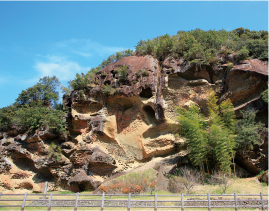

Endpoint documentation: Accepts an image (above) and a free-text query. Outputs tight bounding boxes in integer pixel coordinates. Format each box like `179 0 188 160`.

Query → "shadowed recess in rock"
139 88 153 98
143 105 156 124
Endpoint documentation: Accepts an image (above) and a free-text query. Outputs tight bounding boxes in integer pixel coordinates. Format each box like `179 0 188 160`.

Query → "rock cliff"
0 55 268 192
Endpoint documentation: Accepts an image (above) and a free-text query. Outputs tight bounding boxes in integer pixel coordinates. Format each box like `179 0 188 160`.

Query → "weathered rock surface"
0 55 268 192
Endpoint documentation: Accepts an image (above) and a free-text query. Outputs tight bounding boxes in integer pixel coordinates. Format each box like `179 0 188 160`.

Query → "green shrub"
13 101 67 135
132 80 138 84
69 70 95 91
142 70 149 76
256 170 265 177
135 28 268 63
48 142 62 162
261 89 268 105
136 70 142 77
235 46 249 60
227 62 234 70
78 90 85 100
102 85 116 96
116 65 128 78
0 105 16 129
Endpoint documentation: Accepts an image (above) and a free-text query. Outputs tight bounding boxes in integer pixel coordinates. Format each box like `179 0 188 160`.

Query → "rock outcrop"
0 55 268 192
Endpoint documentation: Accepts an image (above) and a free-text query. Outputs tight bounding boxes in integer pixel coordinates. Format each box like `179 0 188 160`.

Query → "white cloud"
34 55 91 81
55 39 127 57
73 51 92 58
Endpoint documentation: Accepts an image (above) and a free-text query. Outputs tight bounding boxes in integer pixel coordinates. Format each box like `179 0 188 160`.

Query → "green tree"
261 89 268 106
0 105 16 129
235 111 265 151
176 104 208 171
15 76 60 107
177 89 236 173
13 101 67 134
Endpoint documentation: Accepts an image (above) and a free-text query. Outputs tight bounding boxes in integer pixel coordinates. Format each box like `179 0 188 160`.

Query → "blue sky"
0 1 268 108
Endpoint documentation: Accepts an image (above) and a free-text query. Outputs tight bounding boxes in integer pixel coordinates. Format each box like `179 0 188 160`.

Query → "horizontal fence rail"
0 192 268 210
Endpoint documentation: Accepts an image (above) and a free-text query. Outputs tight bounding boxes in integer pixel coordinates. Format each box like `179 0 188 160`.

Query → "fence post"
154 193 157 211
0 192 2 199
48 192 53 211
207 193 211 211
234 193 238 211
74 192 79 211
101 192 105 211
260 192 264 211
127 193 131 211
43 181 48 198
21 192 27 211
181 193 184 211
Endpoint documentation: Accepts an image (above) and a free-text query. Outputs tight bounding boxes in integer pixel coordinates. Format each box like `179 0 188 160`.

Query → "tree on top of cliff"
135 28 268 63
15 76 60 108
0 76 68 135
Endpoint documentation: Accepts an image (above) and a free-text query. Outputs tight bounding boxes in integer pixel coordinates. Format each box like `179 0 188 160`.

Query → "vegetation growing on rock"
0 28 267 194
135 28 268 63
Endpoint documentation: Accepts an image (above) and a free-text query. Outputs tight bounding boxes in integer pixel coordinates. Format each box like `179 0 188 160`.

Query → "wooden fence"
0 192 268 211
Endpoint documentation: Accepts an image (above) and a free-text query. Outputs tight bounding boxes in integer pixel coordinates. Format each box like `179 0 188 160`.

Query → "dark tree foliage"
13 101 67 134
261 89 268 106
235 111 265 152
0 105 16 129
0 76 67 135
135 28 268 63
15 76 60 107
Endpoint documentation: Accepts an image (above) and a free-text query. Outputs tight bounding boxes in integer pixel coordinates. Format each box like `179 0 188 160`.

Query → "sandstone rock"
0 157 13 173
11 171 31 179
1 54 268 190
15 181 33 190
68 170 100 191
88 146 117 176
258 170 268 184
187 79 209 86
183 100 199 110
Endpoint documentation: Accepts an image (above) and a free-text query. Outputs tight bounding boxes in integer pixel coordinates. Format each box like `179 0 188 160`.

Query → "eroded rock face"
1 55 268 192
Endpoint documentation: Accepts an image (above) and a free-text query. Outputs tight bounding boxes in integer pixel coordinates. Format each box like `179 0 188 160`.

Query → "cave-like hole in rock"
104 80 111 85
143 105 156 123
111 70 117 78
139 88 153 98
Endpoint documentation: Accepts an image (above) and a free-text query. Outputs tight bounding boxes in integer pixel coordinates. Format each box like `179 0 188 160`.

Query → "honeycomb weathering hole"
139 88 153 98
143 105 156 123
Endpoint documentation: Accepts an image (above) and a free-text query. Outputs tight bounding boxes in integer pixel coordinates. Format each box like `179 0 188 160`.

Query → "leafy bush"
48 142 62 162
135 28 268 63
0 105 16 129
235 46 249 60
142 70 149 76
68 71 95 91
102 85 116 96
13 101 67 134
136 70 142 77
78 90 85 100
235 111 265 151
116 65 128 78
261 89 268 105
